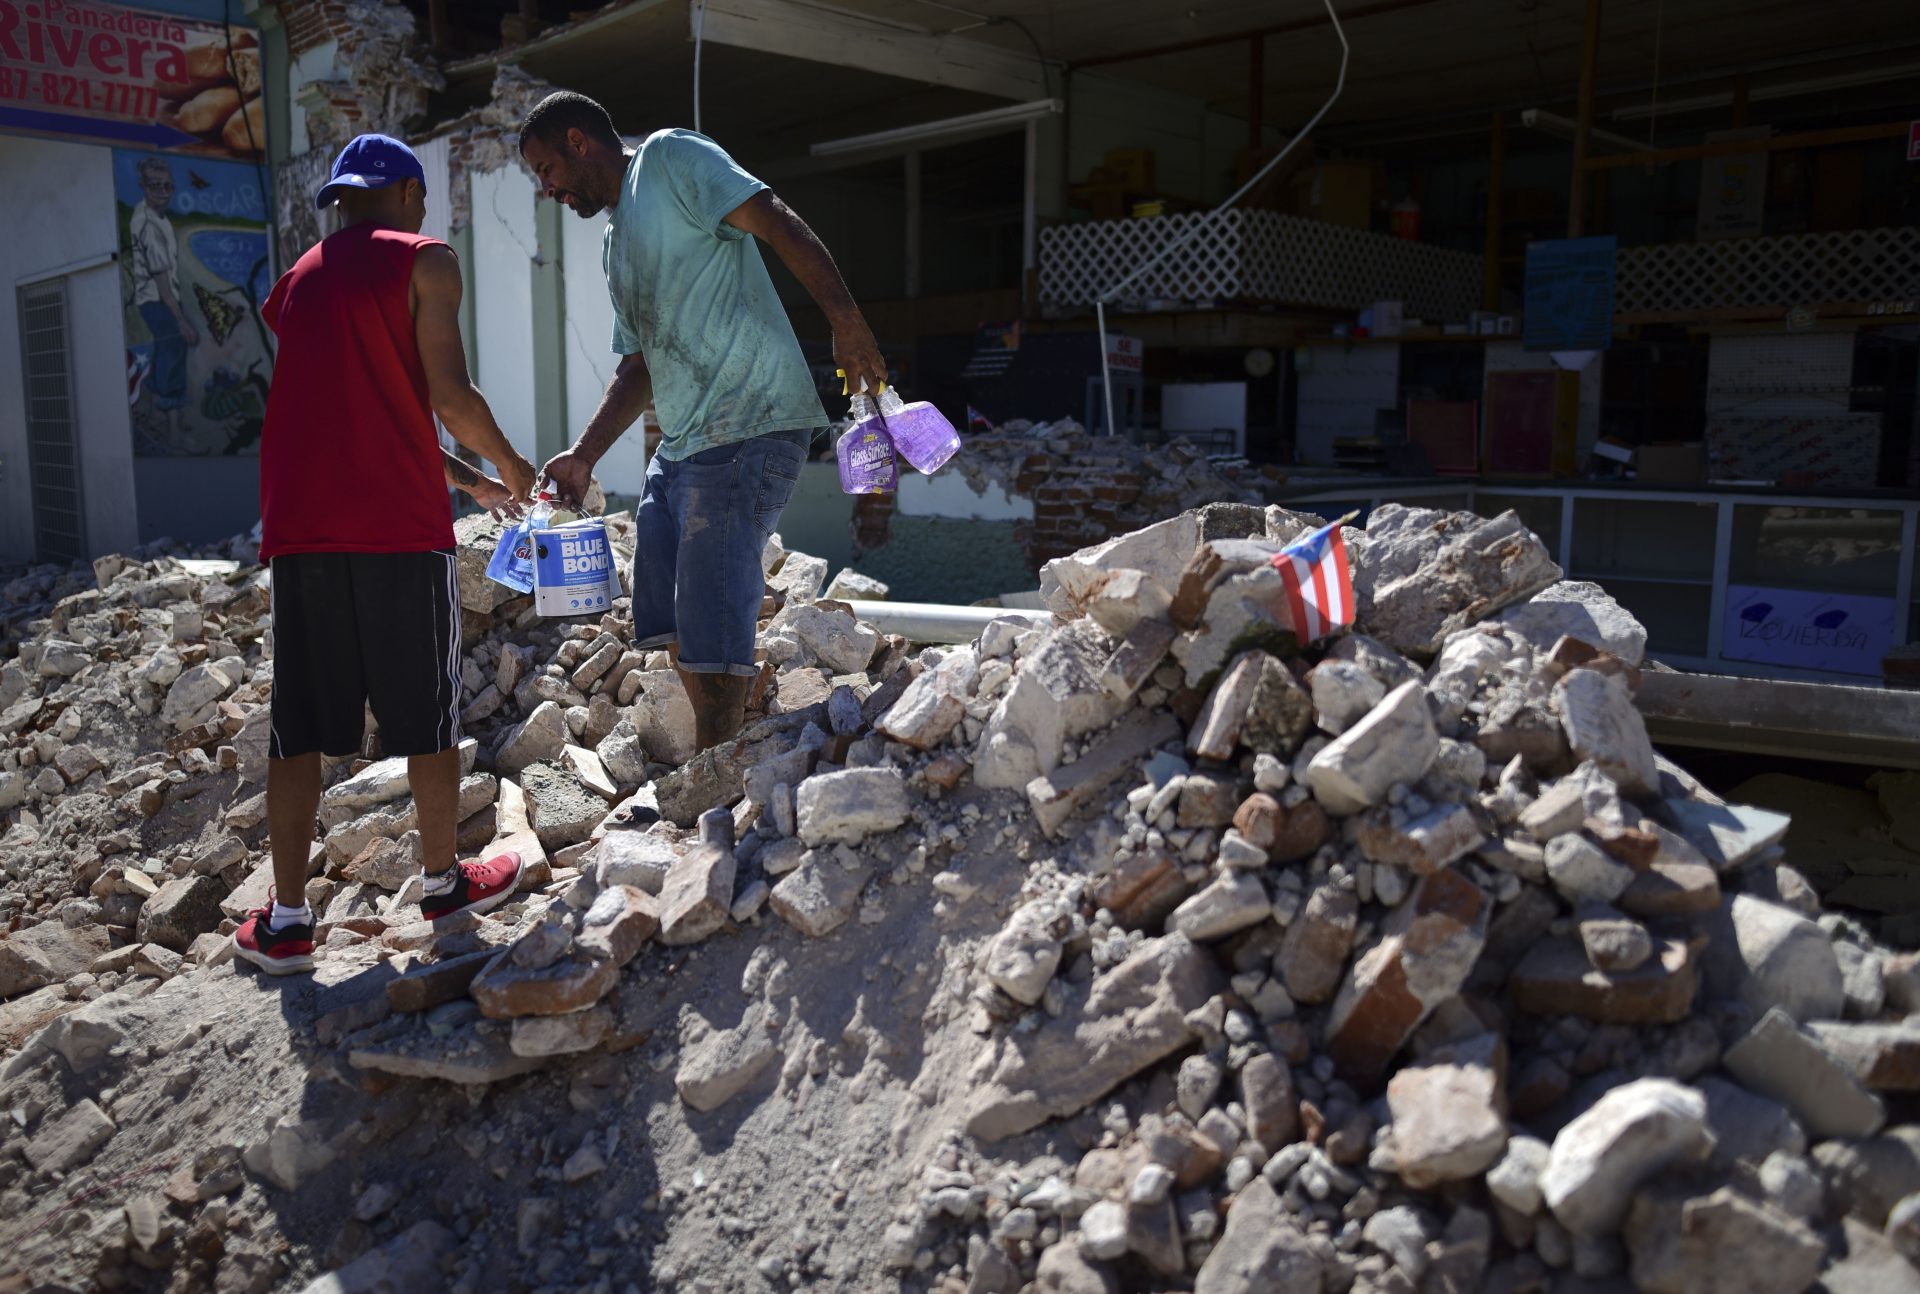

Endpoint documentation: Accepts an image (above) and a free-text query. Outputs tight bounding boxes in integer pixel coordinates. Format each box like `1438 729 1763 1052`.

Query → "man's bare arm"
442 449 482 491
413 245 537 501
444 449 521 517
724 192 887 397
542 351 652 508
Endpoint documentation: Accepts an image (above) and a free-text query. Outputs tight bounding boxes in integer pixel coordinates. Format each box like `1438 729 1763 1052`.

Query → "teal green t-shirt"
602 129 827 460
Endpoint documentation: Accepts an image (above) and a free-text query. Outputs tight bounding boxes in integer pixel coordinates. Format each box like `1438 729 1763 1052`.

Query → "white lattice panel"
1617 226 1920 316
1041 210 1484 322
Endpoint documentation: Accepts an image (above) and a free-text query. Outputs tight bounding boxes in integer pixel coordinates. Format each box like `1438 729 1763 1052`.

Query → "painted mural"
114 147 272 457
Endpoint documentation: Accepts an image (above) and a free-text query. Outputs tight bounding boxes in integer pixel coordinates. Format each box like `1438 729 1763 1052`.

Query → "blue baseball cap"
315 134 426 210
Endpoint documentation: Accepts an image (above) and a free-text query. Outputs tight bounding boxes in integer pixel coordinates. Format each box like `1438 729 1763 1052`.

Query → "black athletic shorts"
268 550 462 760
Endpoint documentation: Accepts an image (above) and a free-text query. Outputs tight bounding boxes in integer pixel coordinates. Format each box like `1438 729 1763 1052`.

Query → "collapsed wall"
1 502 1918 1293
858 418 1279 576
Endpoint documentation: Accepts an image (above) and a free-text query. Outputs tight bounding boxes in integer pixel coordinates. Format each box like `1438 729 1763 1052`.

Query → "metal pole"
1568 0 1602 237
1097 299 1116 436
1022 117 1039 310
1483 111 1506 311
1248 35 1265 152
904 150 921 299
843 599 1053 644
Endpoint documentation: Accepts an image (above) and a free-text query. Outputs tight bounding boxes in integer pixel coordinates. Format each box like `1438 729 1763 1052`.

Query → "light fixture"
1520 108 1653 154
811 98 1060 158
1610 62 1920 120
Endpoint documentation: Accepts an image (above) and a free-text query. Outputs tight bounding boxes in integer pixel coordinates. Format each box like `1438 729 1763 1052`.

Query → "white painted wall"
0 137 139 562
470 166 539 466
285 39 339 154
895 472 1031 521
1294 343 1401 466
559 206 652 496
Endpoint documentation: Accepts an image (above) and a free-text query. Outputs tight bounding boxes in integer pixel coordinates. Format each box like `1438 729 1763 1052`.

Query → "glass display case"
1569 498 1718 657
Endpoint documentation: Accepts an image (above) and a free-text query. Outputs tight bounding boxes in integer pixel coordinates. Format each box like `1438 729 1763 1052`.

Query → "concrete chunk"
1496 580 1648 666
796 767 910 846
656 845 735 947
1510 935 1698 1024
1187 650 1263 760
1303 681 1439 816
965 934 1224 1140
1028 711 1183 837
1724 1008 1887 1139
1555 670 1659 796
1702 894 1845 1024
1167 872 1270 943
0 922 110 999
25 1098 117 1173
1388 1037 1509 1189
1542 1078 1711 1237
1326 868 1488 1085
769 853 871 938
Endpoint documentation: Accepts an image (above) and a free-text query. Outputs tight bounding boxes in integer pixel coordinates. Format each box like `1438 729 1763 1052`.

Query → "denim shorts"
630 427 814 677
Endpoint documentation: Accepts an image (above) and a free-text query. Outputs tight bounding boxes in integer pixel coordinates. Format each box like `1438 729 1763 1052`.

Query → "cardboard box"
1635 442 1705 485
1104 148 1155 191
1289 161 1376 229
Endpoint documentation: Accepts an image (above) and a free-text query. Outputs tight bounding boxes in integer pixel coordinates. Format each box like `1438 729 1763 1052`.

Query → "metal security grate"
17 281 86 564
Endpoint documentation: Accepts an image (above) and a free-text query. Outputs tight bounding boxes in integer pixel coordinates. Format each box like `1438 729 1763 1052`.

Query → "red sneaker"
419 851 525 922
232 889 315 976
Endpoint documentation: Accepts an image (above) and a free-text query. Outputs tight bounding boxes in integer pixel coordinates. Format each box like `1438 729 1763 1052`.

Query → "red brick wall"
1018 461 1147 569
279 0 354 56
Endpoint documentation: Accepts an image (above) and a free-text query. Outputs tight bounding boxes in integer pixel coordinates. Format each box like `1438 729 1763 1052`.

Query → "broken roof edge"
441 0 673 81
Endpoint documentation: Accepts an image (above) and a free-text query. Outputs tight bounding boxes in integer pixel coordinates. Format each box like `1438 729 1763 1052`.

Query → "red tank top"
258 225 452 560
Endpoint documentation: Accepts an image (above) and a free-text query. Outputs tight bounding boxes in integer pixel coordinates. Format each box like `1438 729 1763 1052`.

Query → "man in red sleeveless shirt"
233 135 538 975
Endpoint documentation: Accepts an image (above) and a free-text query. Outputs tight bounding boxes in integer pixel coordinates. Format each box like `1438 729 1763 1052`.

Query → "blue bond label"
533 522 615 616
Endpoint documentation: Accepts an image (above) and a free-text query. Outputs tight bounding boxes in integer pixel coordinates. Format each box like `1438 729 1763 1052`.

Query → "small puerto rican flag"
1270 515 1356 643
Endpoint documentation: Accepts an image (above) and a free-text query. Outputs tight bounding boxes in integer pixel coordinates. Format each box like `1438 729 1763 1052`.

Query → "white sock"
422 869 456 895
269 902 311 931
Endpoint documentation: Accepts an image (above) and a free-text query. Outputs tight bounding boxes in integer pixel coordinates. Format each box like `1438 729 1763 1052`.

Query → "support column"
1483 112 1506 311
531 199 568 464
429 0 449 51
904 150 921 299
1023 117 1039 313
1248 35 1265 152
1567 0 1602 238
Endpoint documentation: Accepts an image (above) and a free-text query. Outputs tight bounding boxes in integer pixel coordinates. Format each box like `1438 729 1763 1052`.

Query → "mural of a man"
130 157 199 442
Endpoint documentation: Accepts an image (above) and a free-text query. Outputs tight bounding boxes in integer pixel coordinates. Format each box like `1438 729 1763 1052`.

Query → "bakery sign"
0 1 263 159
1722 584 1897 677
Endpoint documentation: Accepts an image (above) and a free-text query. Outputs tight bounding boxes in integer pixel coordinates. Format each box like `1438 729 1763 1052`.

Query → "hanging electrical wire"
1647 0 1665 148
693 0 708 133
1096 0 1351 435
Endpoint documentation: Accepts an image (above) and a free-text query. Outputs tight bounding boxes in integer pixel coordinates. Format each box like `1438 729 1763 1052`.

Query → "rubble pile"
941 419 1278 568
2 498 1919 1293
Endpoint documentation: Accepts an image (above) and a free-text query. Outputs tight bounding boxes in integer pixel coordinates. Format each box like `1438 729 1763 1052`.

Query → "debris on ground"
2 499 1917 1293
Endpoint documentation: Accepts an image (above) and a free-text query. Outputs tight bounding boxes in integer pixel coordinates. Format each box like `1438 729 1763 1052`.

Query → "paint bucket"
531 517 616 617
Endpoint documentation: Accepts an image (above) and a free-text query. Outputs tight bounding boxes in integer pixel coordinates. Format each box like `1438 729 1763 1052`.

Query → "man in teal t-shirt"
519 91 887 756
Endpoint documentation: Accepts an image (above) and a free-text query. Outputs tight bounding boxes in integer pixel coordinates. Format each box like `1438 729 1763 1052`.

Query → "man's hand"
498 452 538 505
176 313 200 348
466 476 524 521
541 446 596 510
833 314 888 400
